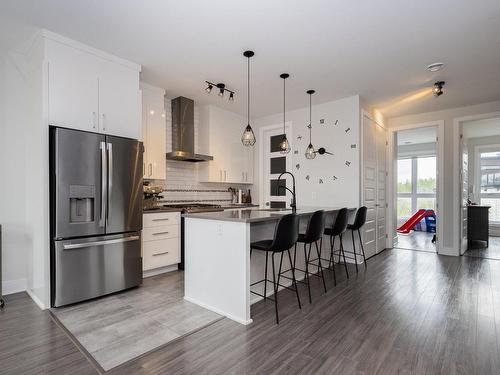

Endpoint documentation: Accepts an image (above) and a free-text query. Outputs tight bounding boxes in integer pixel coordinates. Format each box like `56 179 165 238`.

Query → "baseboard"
439 246 459 257
143 264 179 278
26 288 47 310
183 296 253 325
2 278 27 295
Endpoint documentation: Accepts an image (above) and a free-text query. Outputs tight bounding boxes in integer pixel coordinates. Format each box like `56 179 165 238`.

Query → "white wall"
0 52 29 295
252 95 361 208
388 100 500 255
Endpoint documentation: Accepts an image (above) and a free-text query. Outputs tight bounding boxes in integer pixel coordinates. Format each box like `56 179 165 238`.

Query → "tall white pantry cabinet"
21 30 142 308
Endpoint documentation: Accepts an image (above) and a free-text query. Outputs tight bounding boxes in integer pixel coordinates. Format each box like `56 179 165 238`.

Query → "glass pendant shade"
279 135 291 154
305 143 316 159
241 124 256 146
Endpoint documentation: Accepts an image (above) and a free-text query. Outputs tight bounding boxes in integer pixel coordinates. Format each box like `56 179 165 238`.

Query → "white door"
98 59 140 139
261 125 292 209
362 115 387 258
376 123 387 252
460 135 469 253
47 41 99 131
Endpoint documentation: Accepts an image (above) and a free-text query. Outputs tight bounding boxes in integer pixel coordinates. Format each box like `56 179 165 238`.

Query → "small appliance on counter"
50 127 143 307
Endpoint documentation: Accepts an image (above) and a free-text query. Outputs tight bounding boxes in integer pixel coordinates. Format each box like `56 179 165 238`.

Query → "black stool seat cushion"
323 227 335 236
347 224 355 230
251 240 274 251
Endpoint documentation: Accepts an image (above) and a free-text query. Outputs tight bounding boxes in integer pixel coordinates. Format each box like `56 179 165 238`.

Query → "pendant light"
241 50 256 146
305 90 316 159
279 73 291 154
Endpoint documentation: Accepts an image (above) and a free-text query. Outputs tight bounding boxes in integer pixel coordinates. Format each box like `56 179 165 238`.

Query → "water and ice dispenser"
69 185 95 223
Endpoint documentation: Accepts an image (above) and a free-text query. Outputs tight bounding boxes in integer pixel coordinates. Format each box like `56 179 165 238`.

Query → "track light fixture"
433 81 445 97
205 81 235 101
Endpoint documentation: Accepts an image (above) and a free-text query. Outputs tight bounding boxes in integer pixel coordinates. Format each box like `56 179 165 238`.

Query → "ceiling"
463 117 500 139
1 0 499 119
397 127 437 146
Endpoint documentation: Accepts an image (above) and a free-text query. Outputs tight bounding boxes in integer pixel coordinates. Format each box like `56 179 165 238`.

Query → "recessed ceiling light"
427 62 445 72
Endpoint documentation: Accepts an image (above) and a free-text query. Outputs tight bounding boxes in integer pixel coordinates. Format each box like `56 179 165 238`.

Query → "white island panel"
184 217 252 325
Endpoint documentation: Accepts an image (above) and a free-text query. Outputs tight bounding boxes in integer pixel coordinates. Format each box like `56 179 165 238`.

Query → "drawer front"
143 238 180 270
143 212 180 228
143 225 179 241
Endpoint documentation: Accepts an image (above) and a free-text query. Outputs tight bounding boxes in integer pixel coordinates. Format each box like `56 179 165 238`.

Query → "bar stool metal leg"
358 229 367 268
340 234 349 278
264 252 268 300
271 253 279 324
304 243 312 303
314 241 327 293
328 235 337 285
287 249 301 309
351 229 359 273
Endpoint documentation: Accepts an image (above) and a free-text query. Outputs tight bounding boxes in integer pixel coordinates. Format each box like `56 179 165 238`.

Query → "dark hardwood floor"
2 248 500 374
465 236 500 260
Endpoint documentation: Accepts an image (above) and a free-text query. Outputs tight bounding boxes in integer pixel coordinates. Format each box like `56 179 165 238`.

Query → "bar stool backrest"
303 210 325 243
331 208 349 236
351 206 367 230
271 213 299 252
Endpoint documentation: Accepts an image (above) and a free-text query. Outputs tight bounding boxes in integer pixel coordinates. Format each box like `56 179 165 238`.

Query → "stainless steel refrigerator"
50 127 143 307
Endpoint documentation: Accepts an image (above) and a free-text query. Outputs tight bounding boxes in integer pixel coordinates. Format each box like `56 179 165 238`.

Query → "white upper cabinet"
141 83 166 180
45 33 141 139
199 105 253 184
47 40 99 132
98 59 140 139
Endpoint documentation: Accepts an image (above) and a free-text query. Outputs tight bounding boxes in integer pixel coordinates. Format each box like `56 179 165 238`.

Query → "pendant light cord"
309 94 312 143
247 56 250 125
283 77 286 134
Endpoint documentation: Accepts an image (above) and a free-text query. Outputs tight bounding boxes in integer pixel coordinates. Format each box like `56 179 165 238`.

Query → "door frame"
453 111 500 255
258 122 293 208
387 120 444 254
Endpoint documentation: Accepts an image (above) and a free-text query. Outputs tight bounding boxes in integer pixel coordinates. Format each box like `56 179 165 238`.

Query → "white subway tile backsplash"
148 98 250 204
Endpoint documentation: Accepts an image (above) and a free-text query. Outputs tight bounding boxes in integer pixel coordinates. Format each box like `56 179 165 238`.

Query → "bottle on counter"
247 189 252 204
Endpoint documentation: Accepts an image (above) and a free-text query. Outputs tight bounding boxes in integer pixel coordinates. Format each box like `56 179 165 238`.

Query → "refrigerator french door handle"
100 141 107 227
63 235 140 250
107 142 113 221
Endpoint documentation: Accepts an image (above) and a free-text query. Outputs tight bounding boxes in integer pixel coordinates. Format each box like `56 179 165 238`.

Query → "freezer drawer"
52 232 142 307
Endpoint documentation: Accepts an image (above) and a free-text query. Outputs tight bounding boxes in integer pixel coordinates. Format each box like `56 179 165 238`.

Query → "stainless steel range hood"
166 96 213 162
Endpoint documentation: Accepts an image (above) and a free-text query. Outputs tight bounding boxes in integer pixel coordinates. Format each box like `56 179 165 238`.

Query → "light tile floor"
51 271 222 371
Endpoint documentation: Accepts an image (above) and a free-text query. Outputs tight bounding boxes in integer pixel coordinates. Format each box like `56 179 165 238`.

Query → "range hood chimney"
166 96 213 162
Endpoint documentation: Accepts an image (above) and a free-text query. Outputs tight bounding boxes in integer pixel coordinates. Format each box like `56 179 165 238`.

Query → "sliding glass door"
477 148 500 223
397 156 436 224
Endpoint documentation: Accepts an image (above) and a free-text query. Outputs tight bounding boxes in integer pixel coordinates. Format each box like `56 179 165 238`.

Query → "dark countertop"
183 207 355 223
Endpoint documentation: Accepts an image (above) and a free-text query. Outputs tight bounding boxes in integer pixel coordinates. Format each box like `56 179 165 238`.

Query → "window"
397 156 437 223
477 149 500 223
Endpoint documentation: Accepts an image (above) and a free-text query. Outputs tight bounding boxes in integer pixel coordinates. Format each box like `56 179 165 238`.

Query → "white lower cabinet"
142 212 180 272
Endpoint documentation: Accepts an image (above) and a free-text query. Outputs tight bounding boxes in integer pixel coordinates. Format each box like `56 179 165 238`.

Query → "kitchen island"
183 207 354 324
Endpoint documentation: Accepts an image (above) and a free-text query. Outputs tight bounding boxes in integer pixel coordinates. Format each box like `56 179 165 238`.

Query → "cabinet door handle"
242 172 244 181
101 113 106 131
148 163 153 177
152 218 169 222
92 112 97 129
220 169 222 181
152 231 169 236
153 251 169 256
224 170 227 181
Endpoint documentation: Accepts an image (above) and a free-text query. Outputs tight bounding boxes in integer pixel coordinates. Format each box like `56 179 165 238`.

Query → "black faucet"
277 171 297 213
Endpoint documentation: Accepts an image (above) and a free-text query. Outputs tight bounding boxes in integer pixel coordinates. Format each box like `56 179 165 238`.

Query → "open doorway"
392 126 439 252
460 117 500 260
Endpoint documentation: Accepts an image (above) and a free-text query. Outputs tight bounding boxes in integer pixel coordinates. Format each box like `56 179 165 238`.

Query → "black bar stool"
278 210 326 304
345 206 368 272
324 208 349 280
250 213 301 324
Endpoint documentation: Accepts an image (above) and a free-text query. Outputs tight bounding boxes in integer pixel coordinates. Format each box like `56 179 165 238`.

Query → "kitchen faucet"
277 171 297 213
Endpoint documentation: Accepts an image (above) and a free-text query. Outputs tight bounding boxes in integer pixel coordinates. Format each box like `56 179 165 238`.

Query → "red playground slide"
397 209 434 234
